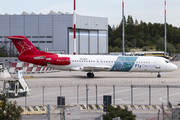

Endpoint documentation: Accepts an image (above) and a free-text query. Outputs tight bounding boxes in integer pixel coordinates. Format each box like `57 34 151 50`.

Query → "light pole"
86 85 89 109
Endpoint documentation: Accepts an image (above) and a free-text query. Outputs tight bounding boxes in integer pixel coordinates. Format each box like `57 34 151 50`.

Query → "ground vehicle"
0 63 30 97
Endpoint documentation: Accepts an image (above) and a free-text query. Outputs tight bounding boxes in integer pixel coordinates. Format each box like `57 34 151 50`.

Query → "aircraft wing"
70 65 111 71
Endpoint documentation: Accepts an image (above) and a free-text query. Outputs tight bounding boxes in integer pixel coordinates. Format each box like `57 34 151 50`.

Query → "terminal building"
0 11 108 55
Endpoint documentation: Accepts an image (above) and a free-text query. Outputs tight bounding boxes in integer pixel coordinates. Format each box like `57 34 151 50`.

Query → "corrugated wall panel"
11 15 24 35
39 15 52 36
0 14 107 54
0 16 10 35
25 15 38 36
68 29 79 55
76 15 108 30
89 31 97 54
79 30 88 54
98 31 107 54
53 15 73 53
39 15 53 51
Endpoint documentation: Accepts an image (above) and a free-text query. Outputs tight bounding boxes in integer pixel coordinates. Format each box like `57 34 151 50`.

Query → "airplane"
6 35 177 78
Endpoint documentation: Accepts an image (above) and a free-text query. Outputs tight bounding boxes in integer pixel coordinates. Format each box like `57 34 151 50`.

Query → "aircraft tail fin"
6 36 41 55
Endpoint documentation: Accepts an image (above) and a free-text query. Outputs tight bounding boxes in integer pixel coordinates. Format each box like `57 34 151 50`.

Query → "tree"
142 46 149 51
176 43 180 52
0 46 8 57
0 92 23 120
108 15 179 52
114 38 122 48
156 38 175 55
156 38 164 51
103 106 136 120
108 46 113 53
35 46 41 50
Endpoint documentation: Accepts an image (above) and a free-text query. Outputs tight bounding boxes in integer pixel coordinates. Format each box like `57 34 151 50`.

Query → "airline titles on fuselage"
135 64 156 69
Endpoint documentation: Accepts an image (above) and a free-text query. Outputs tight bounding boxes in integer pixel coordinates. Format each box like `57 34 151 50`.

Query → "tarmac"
4 61 180 119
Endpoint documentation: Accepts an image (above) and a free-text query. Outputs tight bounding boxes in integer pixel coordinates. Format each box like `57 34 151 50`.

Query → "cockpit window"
165 60 169 63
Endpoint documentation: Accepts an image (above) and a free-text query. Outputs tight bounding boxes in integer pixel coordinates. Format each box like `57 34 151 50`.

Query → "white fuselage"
47 55 177 73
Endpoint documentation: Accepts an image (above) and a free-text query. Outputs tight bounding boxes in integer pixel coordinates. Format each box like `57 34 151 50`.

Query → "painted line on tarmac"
117 88 166 104
159 92 180 103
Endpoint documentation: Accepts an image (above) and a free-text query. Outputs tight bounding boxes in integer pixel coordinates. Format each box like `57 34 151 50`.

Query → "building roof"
0 11 73 15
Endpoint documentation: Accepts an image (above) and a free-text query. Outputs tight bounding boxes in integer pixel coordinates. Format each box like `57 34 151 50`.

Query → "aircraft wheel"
87 73 94 78
90 73 94 78
87 73 89 77
157 74 161 78
87 73 90 77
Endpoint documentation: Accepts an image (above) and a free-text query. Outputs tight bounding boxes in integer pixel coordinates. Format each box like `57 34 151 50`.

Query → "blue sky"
1 0 180 27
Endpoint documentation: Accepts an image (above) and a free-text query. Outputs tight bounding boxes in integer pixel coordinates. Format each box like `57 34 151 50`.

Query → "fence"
8 62 59 74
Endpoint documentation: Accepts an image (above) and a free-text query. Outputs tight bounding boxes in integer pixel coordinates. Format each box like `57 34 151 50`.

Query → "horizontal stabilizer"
6 36 25 40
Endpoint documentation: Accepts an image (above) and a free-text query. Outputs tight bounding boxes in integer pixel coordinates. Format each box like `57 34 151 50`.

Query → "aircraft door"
156 60 160 69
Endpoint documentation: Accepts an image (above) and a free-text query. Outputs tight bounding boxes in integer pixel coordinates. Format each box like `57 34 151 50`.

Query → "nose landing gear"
157 72 161 78
87 72 94 78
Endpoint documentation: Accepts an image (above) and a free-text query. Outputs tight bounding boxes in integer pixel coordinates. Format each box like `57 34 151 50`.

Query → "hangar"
0 11 108 55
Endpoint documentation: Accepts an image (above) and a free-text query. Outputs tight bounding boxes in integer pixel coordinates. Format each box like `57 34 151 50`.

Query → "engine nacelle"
46 57 70 65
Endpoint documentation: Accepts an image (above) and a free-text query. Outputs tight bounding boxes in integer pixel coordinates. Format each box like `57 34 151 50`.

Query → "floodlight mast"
73 0 76 55
164 0 167 56
122 0 125 55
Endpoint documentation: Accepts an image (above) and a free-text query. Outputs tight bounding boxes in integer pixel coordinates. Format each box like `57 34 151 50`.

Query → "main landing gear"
87 72 94 78
157 72 161 78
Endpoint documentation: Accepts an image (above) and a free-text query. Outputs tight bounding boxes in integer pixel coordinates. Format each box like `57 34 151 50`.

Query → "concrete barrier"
79 104 177 111
20 106 47 115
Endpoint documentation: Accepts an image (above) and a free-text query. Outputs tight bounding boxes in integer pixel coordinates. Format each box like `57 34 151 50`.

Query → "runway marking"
13 86 177 105
14 87 137 104
116 88 166 104
159 92 180 103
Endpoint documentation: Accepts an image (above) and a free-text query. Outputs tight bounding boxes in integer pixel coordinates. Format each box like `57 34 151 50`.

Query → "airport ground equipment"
0 63 30 97
0 62 11 78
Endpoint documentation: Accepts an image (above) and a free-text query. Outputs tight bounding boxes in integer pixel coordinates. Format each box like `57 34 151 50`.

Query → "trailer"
0 62 30 98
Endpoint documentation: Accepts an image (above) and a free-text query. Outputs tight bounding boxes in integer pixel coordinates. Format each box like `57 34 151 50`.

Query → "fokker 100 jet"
6 36 177 78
